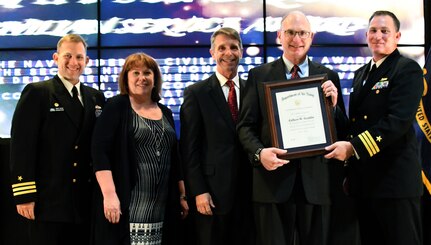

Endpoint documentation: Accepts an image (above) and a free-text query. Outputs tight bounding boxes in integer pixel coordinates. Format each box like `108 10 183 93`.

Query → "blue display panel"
1 0 423 48
0 0 426 138
0 49 99 137
0 1 98 48
100 0 264 46
265 0 424 45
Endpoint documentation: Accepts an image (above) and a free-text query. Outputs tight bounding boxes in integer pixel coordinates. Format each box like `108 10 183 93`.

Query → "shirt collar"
58 74 81 96
371 56 387 69
282 56 309 77
216 71 239 88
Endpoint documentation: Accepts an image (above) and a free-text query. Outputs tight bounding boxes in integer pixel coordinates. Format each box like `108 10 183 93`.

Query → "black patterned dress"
129 110 176 245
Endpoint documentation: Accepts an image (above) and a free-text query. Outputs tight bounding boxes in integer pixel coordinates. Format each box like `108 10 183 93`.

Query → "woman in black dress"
91 52 189 245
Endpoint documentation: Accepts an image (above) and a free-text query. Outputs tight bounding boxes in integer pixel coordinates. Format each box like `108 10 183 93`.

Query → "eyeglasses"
283 30 311 39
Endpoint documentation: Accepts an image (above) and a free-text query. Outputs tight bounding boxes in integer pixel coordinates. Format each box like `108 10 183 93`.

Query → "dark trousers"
253 177 329 245
356 197 422 245
28 220 91 245
193 199 255 245
328 163 361 245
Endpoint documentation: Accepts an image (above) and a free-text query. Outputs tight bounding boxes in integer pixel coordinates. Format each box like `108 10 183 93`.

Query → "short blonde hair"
56 34 88 52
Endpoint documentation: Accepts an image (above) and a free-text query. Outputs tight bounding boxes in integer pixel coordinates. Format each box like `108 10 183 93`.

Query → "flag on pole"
415 48 431 194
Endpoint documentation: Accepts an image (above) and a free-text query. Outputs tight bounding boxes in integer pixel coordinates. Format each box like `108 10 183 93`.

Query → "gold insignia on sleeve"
12 181 37 196
376 136 382 142
358 130 381 157
17 176 23 181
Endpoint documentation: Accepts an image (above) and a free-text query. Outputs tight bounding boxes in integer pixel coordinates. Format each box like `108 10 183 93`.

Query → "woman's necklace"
140 116 165 157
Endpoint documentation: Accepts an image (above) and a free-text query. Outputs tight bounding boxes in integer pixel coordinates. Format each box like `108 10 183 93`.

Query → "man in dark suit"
180 27 254 245
237 11 344 245
325 10 424 245
9 34 105 245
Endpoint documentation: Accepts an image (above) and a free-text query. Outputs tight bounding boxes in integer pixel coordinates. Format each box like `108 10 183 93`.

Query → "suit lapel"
239 77 246 111
354 65 369 92
309 59 330 76
271 58 289 81
348 66 368 116
255 58 288 97
78 85 95 137
208 74 237 131
308 60 319 75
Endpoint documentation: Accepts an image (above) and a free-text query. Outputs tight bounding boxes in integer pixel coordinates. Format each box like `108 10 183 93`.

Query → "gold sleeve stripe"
361 132 377 156
13 185 36 192
361 132 377 155
12 181 36 188
358 134 373 156
13 189 37 196
358 131 381 157
364 131 380 153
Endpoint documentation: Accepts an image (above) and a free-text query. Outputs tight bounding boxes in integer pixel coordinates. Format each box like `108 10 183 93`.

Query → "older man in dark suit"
325 10 424 245
238 11 345 245
9 34 105 245
180 27 254 245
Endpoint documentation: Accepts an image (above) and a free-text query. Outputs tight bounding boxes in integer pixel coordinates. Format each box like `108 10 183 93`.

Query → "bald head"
280 11 311 31
278 10 314 65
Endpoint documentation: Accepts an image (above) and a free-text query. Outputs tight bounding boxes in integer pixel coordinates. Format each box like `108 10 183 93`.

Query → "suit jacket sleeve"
237 67 265 163
180 86 209 197
10 83 45 204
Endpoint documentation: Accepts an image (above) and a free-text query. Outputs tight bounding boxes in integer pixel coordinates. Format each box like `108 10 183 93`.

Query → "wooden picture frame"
263 74 336 159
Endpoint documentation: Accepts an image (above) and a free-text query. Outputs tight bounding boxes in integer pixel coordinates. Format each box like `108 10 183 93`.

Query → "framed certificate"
263 74 336 159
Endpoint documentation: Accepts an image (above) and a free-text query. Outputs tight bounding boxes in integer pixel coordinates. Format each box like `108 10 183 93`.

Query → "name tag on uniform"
49 102 64 112
50 108 64 112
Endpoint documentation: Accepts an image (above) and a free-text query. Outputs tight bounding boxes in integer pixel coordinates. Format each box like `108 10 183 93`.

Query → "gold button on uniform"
351 118 356 122
72 179 77 183
376 90 380 94
364 115 368 120
74 145 79 150
73 162 78 167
